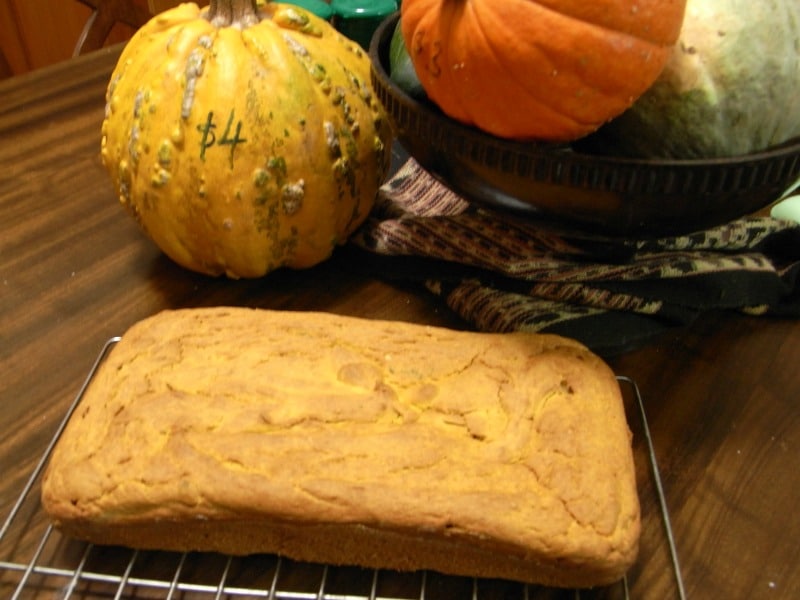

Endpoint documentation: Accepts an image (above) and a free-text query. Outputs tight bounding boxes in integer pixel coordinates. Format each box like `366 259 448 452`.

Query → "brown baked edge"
50 516 636 589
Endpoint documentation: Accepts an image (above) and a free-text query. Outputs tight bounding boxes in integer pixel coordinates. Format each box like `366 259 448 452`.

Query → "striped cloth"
350 159 800 355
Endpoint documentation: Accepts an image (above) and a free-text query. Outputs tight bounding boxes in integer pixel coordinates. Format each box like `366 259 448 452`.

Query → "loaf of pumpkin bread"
41 307 640 588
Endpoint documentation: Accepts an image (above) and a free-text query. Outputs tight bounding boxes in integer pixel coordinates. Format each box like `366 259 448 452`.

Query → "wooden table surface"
2 46 799 600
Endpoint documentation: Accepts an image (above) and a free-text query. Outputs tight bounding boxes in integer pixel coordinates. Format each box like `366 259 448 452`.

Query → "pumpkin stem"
207 0 261 28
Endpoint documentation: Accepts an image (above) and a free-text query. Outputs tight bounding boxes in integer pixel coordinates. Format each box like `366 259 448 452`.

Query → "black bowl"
369 13 800 237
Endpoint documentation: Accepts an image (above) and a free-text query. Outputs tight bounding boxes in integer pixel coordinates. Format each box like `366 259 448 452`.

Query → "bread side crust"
41 307 640 588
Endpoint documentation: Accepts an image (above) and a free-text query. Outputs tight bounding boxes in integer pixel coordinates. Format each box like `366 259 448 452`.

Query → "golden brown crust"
41 307 639 588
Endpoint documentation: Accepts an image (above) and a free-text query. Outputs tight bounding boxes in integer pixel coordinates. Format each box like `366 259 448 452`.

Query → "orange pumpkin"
400 0 687 141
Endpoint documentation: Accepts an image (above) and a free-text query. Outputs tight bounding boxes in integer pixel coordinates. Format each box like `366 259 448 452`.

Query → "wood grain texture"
1 45 799 599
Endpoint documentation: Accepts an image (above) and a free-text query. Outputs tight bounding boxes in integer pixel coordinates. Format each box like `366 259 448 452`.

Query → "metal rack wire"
1 338 685 599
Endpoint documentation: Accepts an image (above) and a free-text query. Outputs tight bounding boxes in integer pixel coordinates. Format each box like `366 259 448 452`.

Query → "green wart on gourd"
274 6 323 36
151 168 171 188
281 180 305 215
253 167 270 188
158 140 172 167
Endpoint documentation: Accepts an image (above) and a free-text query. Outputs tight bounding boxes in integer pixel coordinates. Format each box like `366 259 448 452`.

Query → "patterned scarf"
350 159 800 355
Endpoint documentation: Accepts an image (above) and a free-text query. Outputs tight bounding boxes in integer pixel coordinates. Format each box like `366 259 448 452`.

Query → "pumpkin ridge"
477 1 668 96
431 2 577 136
530 0 685 46
455 2 647 137
401 0 685 140
426 0 473 127
465 3 594 132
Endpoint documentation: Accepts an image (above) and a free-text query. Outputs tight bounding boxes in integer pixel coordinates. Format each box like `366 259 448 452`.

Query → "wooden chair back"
73 0 152 56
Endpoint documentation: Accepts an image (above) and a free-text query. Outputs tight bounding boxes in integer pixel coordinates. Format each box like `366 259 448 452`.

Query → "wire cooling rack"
1 338 686 599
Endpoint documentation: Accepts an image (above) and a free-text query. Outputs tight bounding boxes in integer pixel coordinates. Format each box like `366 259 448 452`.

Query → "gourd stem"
207 0 261 28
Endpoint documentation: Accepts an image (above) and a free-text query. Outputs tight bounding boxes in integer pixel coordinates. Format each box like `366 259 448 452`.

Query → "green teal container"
331 0 398 49
283 0 334 20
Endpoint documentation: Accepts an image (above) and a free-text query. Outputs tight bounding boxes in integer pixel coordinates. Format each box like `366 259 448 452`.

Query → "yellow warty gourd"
101 0 392 278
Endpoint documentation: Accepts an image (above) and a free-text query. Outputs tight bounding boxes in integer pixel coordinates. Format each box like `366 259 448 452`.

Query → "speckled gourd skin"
101 1 392 278
590 0 800 158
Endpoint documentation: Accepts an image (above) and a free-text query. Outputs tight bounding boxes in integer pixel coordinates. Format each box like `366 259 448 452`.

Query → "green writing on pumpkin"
198 110 247 168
